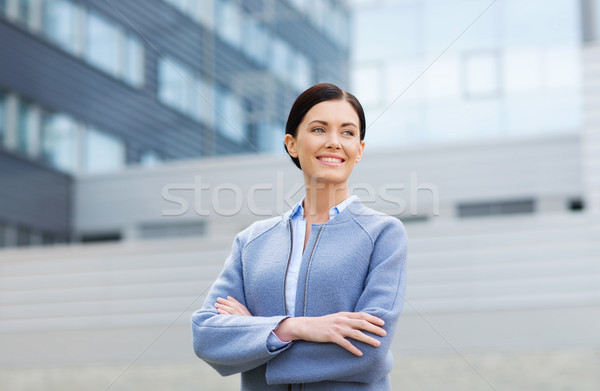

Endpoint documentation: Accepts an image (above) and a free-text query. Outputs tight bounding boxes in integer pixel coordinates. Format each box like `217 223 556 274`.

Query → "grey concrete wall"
1 207 598 389
73 132 583 239
0 150 71 236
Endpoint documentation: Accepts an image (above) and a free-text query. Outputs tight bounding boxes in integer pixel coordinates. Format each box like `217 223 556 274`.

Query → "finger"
351 312 385 326
350 319 387 337
219 297 244 310
217 308 230 315
335 337 363 357
227 297 252 315
215 302 236 313
348 329 381 348
216 299 239 310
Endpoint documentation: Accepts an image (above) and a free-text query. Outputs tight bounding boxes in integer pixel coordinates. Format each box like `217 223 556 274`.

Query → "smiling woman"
192 83 408 391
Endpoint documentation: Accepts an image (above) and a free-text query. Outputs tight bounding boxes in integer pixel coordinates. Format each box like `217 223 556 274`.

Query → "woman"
192 83 408 390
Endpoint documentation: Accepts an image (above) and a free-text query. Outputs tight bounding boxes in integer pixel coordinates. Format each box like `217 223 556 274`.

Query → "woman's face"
284 99 365 185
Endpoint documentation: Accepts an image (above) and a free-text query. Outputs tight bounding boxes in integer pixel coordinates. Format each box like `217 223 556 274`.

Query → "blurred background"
0 0 599 390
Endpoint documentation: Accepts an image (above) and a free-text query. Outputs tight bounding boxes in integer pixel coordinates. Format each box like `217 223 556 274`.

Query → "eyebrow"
307 120 358 129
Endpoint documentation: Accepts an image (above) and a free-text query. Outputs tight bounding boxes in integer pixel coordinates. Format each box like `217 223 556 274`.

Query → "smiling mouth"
317 156 345 166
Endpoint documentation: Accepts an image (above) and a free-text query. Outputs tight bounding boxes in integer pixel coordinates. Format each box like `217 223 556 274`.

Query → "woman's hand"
214 296 252 316
274 312 386 357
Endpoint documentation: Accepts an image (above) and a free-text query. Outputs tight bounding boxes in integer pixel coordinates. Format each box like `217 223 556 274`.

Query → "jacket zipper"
283 218 294 316
285 219 294 391
302 226 323 316
285 222 322 391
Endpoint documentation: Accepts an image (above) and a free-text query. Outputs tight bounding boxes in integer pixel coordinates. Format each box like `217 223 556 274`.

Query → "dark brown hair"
284 83 366 170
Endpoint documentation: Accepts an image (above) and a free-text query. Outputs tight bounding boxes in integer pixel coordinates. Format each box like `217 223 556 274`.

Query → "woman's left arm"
265 219 408 385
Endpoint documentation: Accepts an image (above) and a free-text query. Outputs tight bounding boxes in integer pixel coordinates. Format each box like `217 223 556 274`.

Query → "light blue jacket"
191 198 408 390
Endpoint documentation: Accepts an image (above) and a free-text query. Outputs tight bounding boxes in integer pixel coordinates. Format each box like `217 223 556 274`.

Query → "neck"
302 180 350 222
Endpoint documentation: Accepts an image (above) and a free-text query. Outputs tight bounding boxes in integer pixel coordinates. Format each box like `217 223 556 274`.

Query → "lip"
316 154 345 167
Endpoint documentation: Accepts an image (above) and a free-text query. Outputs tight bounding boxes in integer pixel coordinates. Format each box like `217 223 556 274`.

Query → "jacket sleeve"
265 220 408 385
191 232 291 376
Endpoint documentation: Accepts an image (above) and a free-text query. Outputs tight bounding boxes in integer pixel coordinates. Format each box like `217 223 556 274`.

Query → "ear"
354 140 365 163
284 134 298 158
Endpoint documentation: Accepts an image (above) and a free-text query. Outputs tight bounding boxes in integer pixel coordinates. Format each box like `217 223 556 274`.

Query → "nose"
325 132 341 150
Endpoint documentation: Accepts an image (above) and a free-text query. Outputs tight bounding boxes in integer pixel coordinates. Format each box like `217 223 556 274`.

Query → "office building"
0 0 351 247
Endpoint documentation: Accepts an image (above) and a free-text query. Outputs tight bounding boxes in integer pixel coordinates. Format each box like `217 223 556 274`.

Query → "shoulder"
351 203 407 244
235 215 286 248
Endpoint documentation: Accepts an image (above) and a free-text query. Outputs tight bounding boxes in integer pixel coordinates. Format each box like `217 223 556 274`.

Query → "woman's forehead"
303 100 359 124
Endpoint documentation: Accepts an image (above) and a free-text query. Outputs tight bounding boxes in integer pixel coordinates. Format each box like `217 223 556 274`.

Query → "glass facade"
352 0 583 147
1 0 349 171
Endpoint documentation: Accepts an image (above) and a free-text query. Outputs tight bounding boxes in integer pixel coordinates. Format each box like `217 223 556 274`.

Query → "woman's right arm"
273 312 386 356
191 234 291 376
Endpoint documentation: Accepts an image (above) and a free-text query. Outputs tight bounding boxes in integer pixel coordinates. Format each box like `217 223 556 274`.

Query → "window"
216 0 241 48
164 0 187 9
83 127 125 173
463 51 501 98
139 221 206 239
215 86 245 142
85 12 120 76
16 99 32 154
164 0 213 28
294 52 312 91
16 0 32 25
158 56 193 113
123 34 144 86
158 57 213 125
270 37 290 82
41 112 78 173
503 48 542 94
457 199 535 218
43 0 78 52
426 57 461 100
242 17 269 66
502 0 579 46
332 8 350 49
256 121 284 153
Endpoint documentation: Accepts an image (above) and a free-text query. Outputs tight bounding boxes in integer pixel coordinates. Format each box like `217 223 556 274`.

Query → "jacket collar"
281 195 368 225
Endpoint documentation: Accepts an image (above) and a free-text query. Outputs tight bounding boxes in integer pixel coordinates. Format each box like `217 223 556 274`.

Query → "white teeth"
320 157 343 163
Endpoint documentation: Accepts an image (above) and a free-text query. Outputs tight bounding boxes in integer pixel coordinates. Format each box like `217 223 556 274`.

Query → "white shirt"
286 195 359 317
